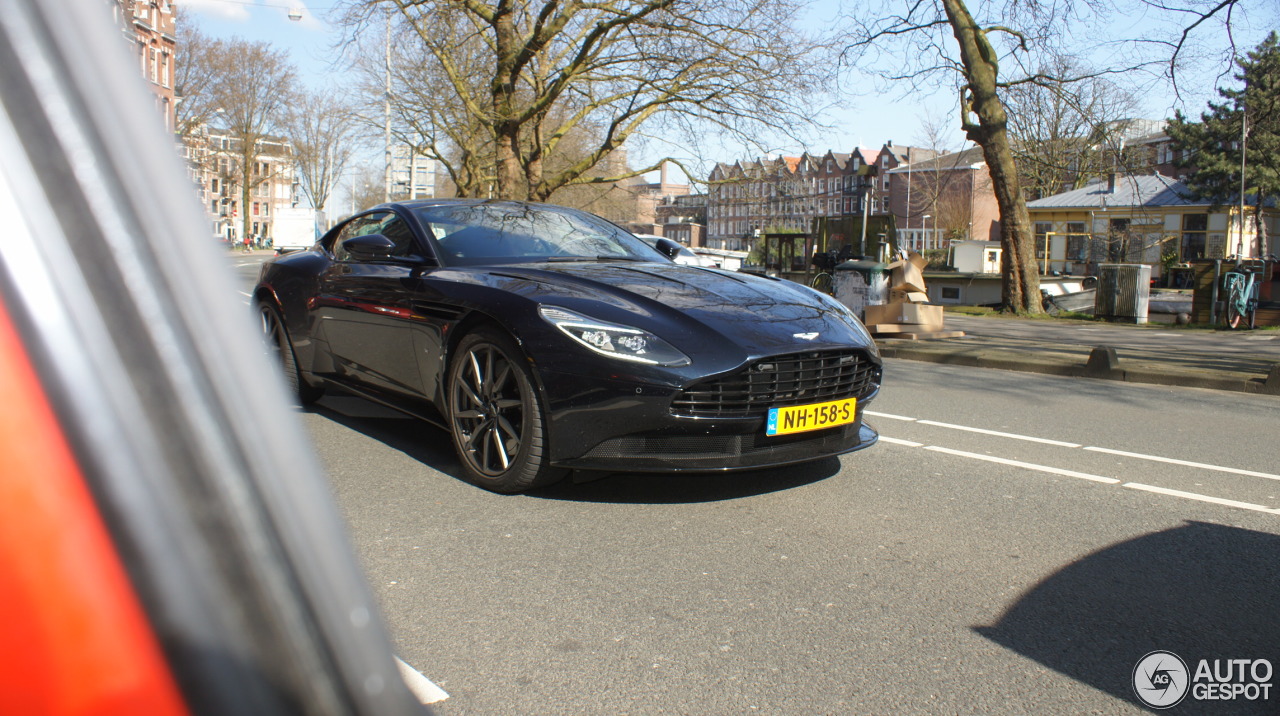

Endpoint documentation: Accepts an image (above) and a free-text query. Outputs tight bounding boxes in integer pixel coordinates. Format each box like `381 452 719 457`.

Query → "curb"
877 342 1280 396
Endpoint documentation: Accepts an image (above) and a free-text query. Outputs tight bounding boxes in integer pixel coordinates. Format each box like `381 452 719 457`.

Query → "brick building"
706 142 938 252
194 130 299 245
110 0 177 134
888 147 1000 251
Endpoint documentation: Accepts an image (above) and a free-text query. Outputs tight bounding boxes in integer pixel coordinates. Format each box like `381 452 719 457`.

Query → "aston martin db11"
253 200 882 492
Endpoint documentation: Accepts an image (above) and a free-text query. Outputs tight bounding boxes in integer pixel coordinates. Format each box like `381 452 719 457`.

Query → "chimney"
660 161 668 187
1107 172 1118 193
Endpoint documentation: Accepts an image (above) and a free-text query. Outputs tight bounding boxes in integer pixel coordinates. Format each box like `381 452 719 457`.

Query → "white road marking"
864 410 917 421
867 412 1273 484
878 436 924 447
916 419 1082 448
878 428 1280 516
1084 446 1280 482
1123 483 1280 515
395 656 449 704
924 446 1120 484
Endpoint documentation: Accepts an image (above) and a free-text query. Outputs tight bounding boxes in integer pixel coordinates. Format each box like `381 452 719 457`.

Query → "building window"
1034 221 1052 258
1181 213 1207 259
1066 221 1087 260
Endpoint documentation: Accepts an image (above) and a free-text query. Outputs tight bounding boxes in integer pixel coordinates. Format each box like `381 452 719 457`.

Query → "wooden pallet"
868 324 966 340
876 331 966 340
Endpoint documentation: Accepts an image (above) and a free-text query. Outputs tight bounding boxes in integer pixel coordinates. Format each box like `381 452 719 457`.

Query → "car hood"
468 261 874 357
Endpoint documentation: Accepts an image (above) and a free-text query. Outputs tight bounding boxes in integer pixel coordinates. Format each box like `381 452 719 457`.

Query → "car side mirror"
654 238 683 261
342 233 395 260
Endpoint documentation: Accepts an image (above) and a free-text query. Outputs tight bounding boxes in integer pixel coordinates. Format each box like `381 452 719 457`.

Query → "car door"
316 211 434 397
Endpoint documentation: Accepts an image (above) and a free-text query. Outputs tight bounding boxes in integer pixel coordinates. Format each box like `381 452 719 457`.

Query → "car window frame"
325 208 437 265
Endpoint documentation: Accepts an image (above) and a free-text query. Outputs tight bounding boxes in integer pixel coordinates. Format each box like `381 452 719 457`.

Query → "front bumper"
557 421 879 472
538 365 880 473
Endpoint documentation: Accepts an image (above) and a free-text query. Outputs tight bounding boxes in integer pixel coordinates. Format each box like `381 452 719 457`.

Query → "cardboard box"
889 288 929 304
890 252 929 294
864 301 944 328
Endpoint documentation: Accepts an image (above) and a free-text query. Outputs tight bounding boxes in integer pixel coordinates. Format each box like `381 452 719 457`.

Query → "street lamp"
287 8 303 21
922 214 931 252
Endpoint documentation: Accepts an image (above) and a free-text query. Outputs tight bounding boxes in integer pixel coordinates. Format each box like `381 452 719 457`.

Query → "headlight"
539 306 691 366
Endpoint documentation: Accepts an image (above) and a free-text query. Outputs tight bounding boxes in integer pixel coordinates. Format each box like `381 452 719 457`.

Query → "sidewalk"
875 313 1280 396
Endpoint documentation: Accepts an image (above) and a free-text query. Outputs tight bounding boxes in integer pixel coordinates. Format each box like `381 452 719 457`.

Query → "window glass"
414 203 662 265
1066 222 1088 261
378 215 418 258
331 212 389 262
1181 213 1208 259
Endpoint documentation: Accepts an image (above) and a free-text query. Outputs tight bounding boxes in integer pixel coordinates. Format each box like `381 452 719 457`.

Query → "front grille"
671 349 879 418
580 423 862 461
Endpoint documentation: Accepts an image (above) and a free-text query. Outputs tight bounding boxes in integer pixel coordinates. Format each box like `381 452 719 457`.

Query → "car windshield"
412 202 665 266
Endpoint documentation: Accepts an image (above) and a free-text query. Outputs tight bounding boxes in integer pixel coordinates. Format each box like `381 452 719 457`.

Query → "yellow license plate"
766 397 858 436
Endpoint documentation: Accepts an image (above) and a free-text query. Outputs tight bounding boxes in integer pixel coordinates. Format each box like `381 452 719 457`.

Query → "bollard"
1265 364 1280 395
1086 345 1121 374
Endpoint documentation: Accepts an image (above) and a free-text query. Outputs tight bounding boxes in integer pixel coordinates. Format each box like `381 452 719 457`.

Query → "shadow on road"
530 456 843 504
975 521 1280 714
310 397 467 480
310 395 843 504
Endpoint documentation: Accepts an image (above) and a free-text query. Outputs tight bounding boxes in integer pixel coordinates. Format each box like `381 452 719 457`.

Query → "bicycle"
809 250 838 295
1220 255 1276 329
810 270 834 295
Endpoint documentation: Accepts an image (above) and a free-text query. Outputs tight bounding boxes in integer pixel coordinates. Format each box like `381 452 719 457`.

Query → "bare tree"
342 163 389 217
181 37 299 240
1003 56 1143 199
1143 0 1279 95
286 91 361 223
338 0 829 202
843 0 1163 313
174 10 223 141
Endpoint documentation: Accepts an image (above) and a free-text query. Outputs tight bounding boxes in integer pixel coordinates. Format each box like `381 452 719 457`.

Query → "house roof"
888 146 985 173
1026 174 1212 209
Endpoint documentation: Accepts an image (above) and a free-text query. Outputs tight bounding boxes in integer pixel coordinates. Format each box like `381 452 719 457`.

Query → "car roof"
373 198 542 212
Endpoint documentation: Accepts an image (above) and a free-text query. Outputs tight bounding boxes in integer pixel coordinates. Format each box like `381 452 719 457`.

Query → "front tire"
447 327 564 493
257 300 324 405
1225 294 1244 329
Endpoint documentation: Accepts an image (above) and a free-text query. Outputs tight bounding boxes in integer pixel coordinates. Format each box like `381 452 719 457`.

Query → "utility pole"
1238 105 1247 257
383 7 392 203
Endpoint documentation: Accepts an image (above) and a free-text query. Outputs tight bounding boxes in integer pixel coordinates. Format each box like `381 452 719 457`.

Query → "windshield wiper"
543 255 650 262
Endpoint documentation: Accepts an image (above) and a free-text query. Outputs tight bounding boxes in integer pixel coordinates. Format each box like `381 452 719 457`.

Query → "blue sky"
182 0 1268 185
182 0 965 181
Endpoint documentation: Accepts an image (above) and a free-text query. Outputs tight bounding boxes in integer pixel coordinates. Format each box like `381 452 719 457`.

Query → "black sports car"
254 200 882 492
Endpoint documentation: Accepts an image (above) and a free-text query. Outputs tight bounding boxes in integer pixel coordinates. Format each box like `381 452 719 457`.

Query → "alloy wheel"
451 342 527 477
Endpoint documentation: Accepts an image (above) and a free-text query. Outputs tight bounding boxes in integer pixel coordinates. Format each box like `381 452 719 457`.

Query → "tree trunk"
941 0 1041 314
491 6 521 200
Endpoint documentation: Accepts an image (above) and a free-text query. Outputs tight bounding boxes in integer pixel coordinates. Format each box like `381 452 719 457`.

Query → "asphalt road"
235 254 1280 714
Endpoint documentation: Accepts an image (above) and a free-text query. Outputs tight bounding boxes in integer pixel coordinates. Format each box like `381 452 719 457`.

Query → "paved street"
235 255 1280 714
